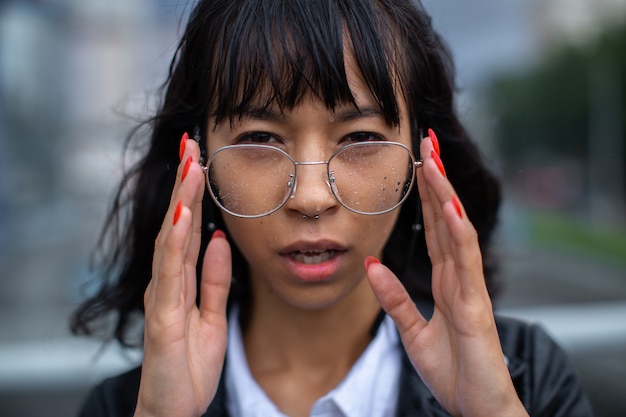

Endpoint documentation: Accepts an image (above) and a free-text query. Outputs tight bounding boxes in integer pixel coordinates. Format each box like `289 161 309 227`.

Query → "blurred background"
0 0 624 416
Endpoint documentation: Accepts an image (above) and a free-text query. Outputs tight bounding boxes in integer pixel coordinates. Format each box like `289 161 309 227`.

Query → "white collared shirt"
225 307 402 417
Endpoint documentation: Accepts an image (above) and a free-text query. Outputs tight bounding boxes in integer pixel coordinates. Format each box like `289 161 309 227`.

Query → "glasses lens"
207 145 295 217
329 142 414 214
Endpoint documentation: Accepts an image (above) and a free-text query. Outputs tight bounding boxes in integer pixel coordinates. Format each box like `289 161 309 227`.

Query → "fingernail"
431 150 446 177
179 132 188 161
428 128 440 157
364 256 381 271
212 229 226 240
173 200 183 225
452 196 463 219
181 156 192 182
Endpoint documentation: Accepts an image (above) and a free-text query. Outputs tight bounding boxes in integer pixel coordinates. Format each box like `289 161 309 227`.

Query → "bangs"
205 0 404 127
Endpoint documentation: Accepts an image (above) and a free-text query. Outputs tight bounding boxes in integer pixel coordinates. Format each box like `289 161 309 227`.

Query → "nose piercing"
302 214 320 220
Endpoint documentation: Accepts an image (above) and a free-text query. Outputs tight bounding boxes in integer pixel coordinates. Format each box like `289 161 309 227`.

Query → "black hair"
70 0 501 346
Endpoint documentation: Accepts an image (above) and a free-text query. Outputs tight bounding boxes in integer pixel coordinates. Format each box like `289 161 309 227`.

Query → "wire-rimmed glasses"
202 141 422 218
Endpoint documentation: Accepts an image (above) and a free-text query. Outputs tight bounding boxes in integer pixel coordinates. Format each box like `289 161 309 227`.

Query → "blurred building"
0 0 178 341
0 3 182 415
1 2 181 414
537 0 626 47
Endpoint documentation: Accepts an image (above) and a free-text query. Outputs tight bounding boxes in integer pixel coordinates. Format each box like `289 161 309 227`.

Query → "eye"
343 131 384 143
237 131 281 144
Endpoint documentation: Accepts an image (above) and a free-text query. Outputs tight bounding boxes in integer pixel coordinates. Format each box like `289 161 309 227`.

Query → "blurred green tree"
486 23 626 182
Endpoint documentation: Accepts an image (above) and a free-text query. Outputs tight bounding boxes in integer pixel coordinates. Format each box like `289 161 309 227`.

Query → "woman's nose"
285 162 338 217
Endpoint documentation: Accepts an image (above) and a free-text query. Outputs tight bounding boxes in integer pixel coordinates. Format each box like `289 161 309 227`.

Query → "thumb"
365 256 427 340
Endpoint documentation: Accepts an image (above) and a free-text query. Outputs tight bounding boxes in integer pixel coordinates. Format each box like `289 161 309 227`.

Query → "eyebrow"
239 107 284 122
238 105 385 123
332 106 384 123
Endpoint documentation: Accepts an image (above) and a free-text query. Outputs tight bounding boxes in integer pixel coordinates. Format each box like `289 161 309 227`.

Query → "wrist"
463 385 529 417
490 396 529 417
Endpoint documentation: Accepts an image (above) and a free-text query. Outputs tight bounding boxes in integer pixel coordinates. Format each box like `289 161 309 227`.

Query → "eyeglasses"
202 141 422 218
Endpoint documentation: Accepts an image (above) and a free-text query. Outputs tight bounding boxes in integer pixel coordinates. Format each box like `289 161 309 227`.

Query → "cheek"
221 216 268 257
351 210 400 254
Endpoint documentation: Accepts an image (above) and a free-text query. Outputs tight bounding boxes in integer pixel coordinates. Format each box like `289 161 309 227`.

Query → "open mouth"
290 250 336 265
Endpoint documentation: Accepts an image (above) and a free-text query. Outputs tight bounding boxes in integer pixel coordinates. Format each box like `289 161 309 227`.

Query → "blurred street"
498 247 626 417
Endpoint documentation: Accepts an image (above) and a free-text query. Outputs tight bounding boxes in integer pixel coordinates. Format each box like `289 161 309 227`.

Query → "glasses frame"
202 141 423 218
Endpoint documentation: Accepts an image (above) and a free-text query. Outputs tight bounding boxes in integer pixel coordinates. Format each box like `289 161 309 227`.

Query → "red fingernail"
179 132 188 161
431 150 446 177
212 230 226 240
181 156 192 182
428 128 440 157
173 201 183 225
364 256 381 271
452 196 463 219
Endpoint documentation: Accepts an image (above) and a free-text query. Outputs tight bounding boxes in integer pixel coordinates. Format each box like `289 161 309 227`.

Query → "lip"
279 239 348 282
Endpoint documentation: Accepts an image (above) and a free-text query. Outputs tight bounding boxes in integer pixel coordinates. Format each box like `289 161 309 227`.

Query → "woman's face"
206 60 412 313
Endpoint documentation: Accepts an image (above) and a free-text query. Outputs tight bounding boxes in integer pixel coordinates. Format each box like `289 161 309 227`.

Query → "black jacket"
78 315 594 417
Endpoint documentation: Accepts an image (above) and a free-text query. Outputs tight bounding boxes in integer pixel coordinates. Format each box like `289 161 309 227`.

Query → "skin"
135 60 530 417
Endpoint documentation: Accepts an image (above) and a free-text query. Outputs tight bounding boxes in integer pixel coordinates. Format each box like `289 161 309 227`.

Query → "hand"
366 133 528 417
135 136 232 417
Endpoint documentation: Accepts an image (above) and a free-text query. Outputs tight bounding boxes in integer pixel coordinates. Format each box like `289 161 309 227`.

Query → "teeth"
292 250 335 264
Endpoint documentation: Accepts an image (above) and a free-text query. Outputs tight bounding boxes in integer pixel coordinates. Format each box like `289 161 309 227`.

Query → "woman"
72 0 594 416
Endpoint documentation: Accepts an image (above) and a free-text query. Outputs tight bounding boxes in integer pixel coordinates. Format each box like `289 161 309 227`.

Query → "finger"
164 138 203 295
419 143 486 301
180 163 206 309
182 139 205 267
152 134 201 276
365 257 427 342
163 133 201 228
421 153 478 263
199 231 232 322
416 137 451 263
176 141 206 306
153 203 193 311
441 198 486 302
